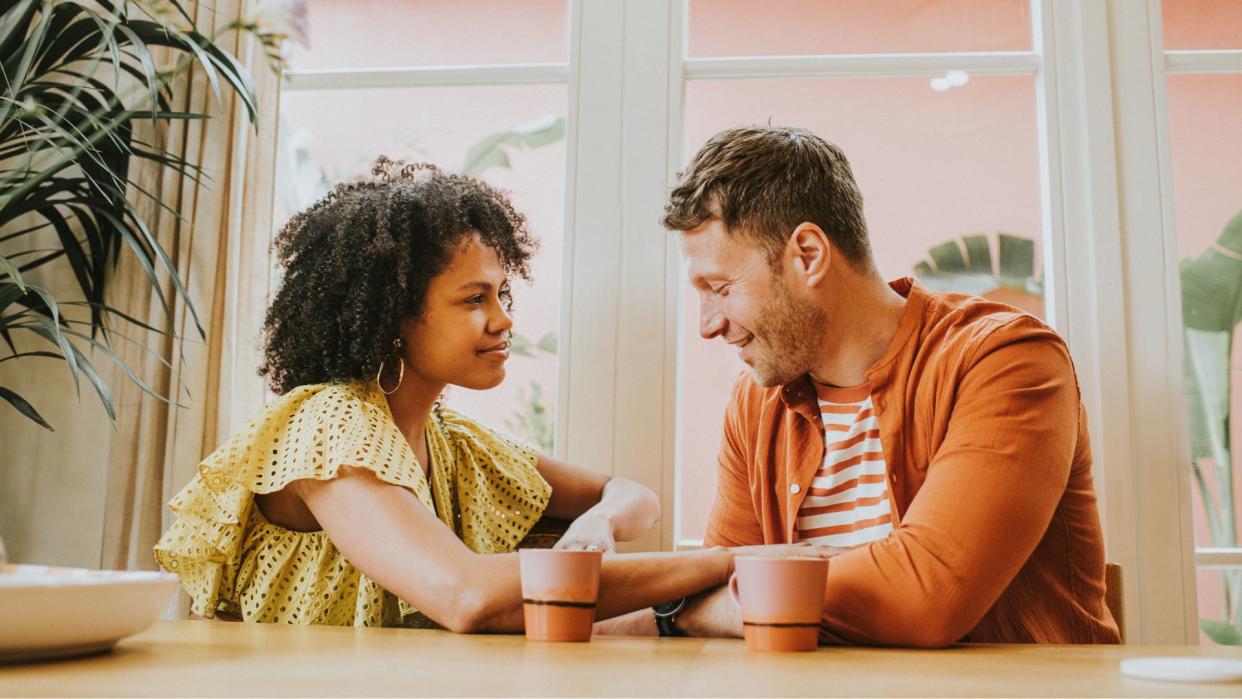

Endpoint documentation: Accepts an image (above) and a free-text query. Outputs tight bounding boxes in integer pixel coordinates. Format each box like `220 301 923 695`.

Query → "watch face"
653 599 684 617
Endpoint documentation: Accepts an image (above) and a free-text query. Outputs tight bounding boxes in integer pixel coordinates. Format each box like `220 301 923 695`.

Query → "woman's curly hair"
260 157 538 395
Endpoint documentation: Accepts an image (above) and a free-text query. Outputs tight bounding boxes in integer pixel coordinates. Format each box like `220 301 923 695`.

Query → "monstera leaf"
913 232 1043 298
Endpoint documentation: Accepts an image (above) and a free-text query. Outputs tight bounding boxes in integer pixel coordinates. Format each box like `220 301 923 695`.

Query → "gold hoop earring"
377 339 405 395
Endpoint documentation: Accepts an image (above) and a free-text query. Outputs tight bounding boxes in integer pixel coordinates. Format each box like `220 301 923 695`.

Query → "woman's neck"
382 375 443 467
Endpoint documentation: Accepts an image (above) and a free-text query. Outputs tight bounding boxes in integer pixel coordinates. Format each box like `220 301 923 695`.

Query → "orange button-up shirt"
705 278 1121 647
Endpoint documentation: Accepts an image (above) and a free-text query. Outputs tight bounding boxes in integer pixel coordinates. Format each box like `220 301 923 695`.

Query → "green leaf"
63 339 115 421
460 114 566 178
998 233 1035 279
26 286 81 397
509 332 536 358
1201 618 1242 645
0 255 26 291
962 234 991 273
0 385 53 430
536 332 558 354
928 240 968 273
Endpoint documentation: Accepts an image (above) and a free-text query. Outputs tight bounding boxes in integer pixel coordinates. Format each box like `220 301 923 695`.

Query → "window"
1162 0 1242 646
276 0 569 452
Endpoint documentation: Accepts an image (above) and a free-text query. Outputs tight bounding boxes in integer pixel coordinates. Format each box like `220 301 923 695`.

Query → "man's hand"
553 510 616 552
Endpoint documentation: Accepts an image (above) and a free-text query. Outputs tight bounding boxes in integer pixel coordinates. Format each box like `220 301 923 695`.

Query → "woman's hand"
536 456 661 546
553 510 616 552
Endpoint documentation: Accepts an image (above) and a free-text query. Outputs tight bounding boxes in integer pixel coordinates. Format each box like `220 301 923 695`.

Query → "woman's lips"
477 342 510 360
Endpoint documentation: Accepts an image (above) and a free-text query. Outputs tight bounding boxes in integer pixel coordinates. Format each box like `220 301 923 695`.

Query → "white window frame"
562 0 1206 643
270 0 1221 644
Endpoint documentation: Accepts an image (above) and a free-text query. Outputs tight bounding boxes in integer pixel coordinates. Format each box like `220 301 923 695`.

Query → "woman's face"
401 233 515 391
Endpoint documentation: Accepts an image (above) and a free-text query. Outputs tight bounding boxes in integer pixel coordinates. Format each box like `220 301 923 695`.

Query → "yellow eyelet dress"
153 380 551 627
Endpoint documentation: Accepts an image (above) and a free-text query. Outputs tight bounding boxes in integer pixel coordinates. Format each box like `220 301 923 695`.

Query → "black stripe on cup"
742 621 820 628
522 599 597 609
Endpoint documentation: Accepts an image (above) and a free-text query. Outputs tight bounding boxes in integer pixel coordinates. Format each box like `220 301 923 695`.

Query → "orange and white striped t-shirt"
795 382 894 548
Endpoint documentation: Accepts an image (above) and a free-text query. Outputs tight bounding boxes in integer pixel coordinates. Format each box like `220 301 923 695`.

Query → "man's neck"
808 275 908 388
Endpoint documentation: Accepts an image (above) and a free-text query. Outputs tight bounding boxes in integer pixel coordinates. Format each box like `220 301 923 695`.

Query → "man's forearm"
594 586 742 638
594 608 658 636
676 586 743 638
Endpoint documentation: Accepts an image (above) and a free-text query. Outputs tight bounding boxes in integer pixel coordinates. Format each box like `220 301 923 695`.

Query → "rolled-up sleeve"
819 320 1080 647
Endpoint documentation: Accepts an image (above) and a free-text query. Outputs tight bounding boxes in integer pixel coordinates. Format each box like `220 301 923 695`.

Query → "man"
600 125 1120 646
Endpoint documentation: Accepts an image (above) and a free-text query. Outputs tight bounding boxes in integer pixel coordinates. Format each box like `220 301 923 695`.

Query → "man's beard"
745 282 828 388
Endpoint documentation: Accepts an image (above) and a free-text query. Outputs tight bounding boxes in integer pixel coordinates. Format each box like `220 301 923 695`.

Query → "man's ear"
786 222 832 288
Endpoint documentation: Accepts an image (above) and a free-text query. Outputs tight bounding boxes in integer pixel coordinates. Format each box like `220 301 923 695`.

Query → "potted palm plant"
0 0 305 430
0 0 301 654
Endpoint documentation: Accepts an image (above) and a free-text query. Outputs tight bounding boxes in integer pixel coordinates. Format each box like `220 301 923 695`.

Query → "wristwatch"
652 598 688 637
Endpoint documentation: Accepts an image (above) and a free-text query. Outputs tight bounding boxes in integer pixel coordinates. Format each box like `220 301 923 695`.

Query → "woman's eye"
467 294 485 305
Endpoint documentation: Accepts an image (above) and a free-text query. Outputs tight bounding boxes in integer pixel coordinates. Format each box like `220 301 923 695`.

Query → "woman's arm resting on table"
536 455 660 551
296 467 730 634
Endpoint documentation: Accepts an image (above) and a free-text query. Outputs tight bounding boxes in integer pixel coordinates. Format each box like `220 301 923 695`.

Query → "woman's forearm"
471 547 733 633
595 547 733 619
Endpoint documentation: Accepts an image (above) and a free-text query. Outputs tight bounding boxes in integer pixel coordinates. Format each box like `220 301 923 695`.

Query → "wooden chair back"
1105 562 1124 641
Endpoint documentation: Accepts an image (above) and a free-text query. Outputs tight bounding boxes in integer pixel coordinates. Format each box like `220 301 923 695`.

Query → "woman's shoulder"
217 380 418 493
435 407 540 462
255 380 386 433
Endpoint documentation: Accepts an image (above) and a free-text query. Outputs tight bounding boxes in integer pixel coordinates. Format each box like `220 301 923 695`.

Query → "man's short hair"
662 125 873 271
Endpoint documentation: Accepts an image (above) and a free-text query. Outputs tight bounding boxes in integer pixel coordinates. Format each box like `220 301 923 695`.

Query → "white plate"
1120 656 1242 683
0 564 179 663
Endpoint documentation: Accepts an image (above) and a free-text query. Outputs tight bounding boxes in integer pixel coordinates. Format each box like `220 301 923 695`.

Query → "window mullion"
560 0 680 551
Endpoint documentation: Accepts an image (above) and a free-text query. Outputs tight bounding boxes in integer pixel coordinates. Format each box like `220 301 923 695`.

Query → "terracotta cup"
518 549 603 642
728 556 829 652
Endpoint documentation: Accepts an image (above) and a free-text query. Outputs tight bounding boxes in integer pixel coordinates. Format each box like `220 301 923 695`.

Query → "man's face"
679 219 827 387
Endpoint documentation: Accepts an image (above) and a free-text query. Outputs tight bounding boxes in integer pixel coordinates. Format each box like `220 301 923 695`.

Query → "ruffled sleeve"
153 382 429 618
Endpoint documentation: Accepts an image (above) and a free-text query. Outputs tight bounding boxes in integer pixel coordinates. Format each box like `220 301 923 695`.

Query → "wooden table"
3 621 1242 697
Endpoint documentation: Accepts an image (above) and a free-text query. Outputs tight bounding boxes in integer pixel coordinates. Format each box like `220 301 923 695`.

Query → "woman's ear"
786 222 832 288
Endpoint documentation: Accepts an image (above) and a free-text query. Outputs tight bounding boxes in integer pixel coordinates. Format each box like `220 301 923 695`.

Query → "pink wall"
688 0 1030 55
286 0 565 69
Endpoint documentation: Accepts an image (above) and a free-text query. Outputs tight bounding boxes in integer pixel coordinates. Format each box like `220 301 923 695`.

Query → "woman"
154 159 801 631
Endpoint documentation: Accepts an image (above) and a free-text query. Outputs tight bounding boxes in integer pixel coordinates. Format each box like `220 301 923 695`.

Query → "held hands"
726 542 845 575
553 510 616 552
730 542 845 558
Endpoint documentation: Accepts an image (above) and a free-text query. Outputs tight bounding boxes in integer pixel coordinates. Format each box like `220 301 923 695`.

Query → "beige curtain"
100 0 278 572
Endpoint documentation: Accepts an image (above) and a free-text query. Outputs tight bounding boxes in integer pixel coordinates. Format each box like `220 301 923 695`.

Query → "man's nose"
699 298 726 340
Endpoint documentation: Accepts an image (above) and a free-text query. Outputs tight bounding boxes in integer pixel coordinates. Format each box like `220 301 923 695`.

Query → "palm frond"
0 0 268 429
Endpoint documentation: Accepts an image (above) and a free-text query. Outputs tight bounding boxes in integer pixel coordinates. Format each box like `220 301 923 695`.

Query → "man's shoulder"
918 288 1066 362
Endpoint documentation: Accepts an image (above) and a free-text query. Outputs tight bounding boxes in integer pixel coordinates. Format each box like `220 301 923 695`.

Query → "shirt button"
790 484 801 494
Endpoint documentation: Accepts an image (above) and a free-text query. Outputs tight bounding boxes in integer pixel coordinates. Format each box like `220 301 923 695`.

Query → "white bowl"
0 564 179 662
